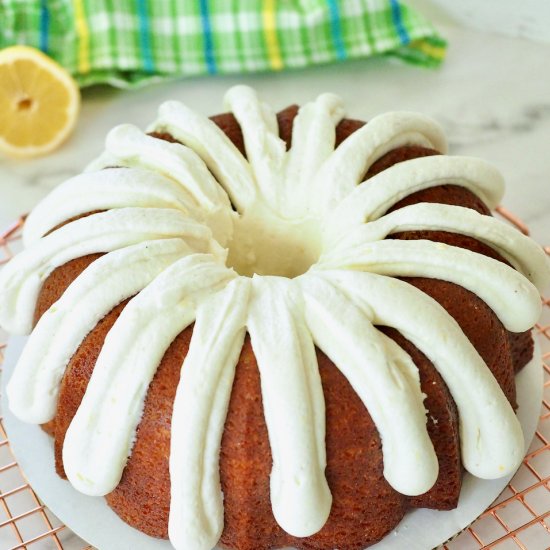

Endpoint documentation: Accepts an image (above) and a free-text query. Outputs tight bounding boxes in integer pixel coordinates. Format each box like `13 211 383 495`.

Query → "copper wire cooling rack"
0 210 549 550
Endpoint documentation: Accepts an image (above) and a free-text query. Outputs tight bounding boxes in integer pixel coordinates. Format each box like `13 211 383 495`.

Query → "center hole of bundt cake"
225 207 322 278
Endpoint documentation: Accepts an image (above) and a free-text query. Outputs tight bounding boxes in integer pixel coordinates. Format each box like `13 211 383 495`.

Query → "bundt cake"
1 86 549 550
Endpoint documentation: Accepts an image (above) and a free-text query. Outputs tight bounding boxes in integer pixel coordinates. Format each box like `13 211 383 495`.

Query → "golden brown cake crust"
31 107 534 550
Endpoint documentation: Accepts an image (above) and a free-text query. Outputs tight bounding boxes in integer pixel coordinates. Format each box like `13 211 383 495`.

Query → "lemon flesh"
0 46 80 158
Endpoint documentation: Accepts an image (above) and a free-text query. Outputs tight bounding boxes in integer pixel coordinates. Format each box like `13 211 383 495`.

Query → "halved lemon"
0 45 80 158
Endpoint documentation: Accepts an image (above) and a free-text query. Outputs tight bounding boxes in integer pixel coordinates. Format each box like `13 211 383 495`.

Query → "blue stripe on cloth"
327 0 346 60
137 0 155 73
389 0 410 45
39 0 49 53
199 0 217 74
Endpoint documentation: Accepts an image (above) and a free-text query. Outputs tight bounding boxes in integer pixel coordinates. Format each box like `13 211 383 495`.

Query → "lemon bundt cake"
1 86 549 550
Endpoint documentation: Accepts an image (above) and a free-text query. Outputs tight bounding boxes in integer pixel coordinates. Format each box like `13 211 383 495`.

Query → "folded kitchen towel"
0 0 446 88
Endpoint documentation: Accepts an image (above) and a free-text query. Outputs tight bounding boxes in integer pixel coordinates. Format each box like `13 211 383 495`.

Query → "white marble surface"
1 9 550 550
412 0 550 43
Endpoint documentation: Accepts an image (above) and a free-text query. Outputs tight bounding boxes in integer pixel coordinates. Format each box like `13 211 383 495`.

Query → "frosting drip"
89 125 235 246
169 278 250 550
311 270 525 478
299 274 438 495
22 168 199 246
0 207 220 335
324 155 505 242
247 276 332 537
63 255 236 496
7 238 193 424
1 85 549 550
312 110 448 215
151 99 257 213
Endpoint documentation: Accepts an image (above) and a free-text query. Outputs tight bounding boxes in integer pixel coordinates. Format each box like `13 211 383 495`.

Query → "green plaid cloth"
0 0 446 88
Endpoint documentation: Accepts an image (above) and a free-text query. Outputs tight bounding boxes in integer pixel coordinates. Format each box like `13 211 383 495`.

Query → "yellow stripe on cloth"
410 39 446 62
73 0 90 74
262 0 283 71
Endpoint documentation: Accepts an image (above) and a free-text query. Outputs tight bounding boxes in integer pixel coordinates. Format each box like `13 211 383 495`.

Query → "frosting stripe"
22 168 197 245
224 86 286 211
94 126 235 245
285 94 345 217
313 111 448 215
151 101 257 212
169 278 250 550
63 255 236 496
319 238 541 332
7 239 191 424
324 155 505 239
320 270 525 479
248 277 332 537
326 203 550 291
103 125 230 211
0 208 215 335
300 275 438 496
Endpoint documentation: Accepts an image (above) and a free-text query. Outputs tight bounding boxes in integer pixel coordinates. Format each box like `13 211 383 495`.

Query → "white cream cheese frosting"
63 254 237 497
6 238 193 424
247 276 332 537
22 168 201 246
299 274 439 495
169 277 250 550
1 85 549 550
305 270 525 479
0 207 221 335
324 155 505 241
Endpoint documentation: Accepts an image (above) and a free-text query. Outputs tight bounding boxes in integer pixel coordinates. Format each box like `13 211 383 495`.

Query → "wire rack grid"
0 209 548 550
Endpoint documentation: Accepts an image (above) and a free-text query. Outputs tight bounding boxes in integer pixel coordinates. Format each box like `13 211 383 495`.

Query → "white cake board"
1 335 543 550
